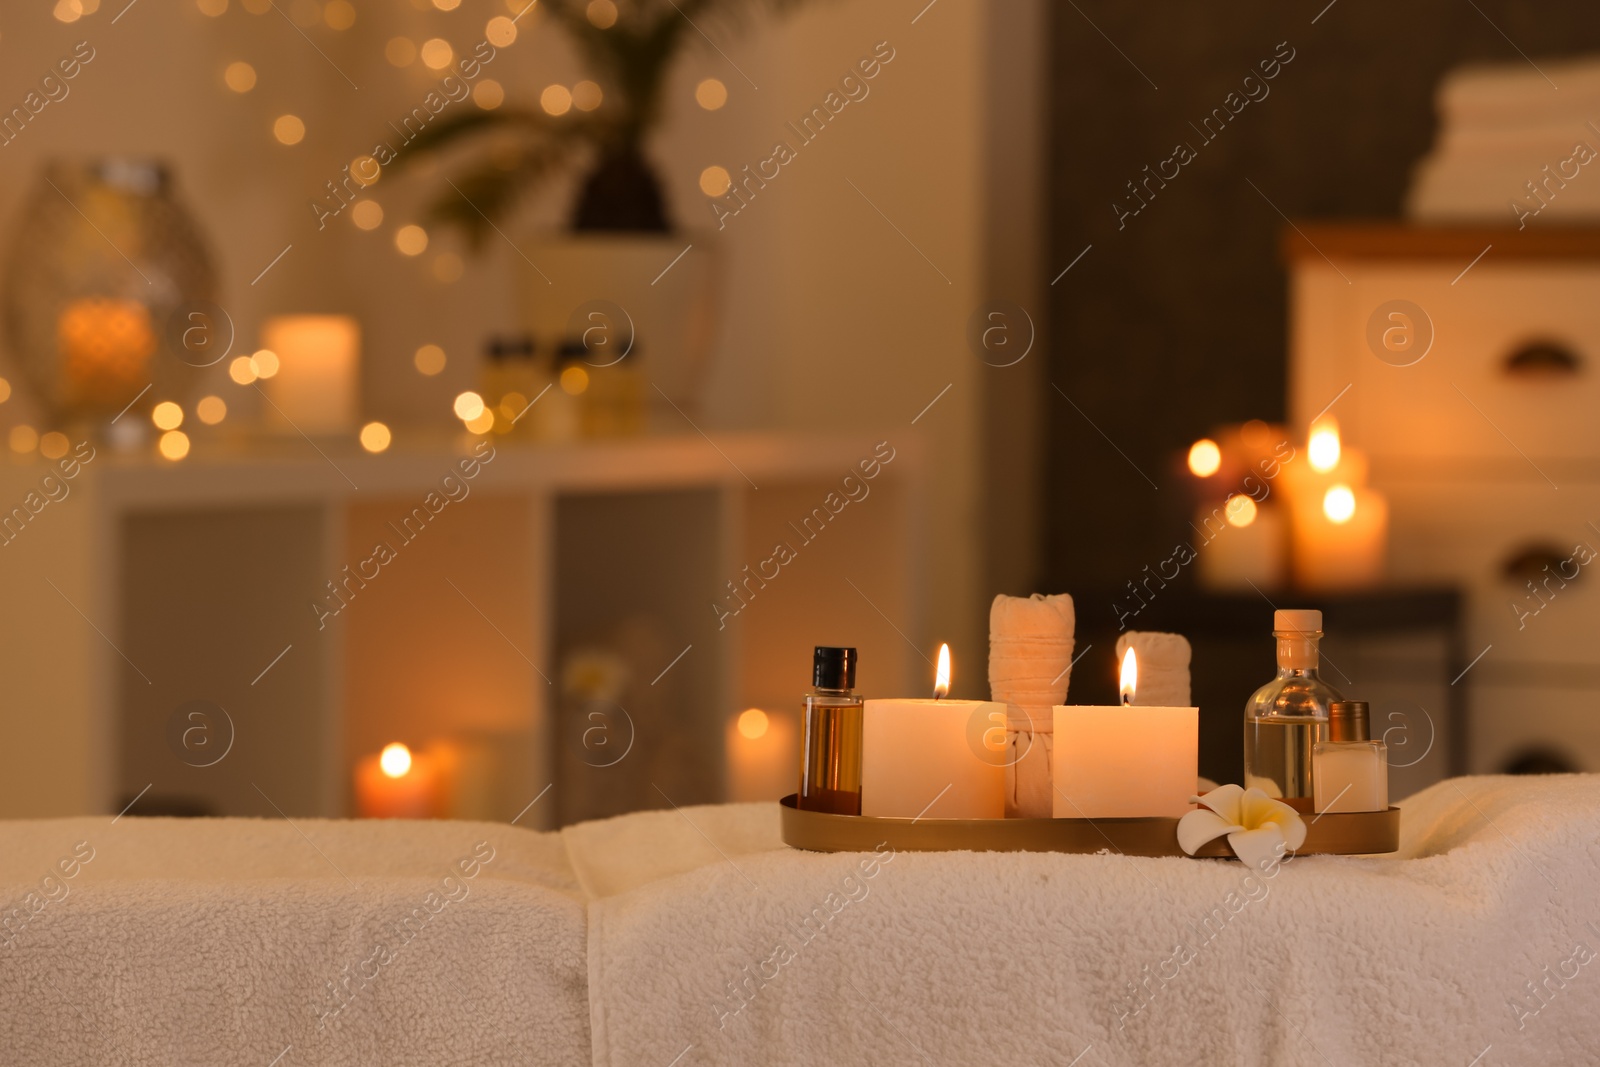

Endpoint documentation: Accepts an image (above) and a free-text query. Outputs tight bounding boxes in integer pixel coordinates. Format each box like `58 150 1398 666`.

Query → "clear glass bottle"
1313 700 1388 813
1244 609 1343 801
799 646 862 815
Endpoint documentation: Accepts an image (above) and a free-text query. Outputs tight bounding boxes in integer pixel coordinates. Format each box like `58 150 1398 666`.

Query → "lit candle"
726 708 798 803
1053 648 1198 819
1291 482 1388 590
1195 493 1289 591
259 314 360 433
57 297 155 414
861 643 1006 819
354 741 441 818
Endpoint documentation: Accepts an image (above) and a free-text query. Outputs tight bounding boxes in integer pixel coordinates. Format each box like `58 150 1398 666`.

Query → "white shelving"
0 430 926 826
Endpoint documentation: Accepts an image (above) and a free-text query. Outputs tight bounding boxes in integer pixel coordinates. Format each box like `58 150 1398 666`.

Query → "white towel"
1115 630 1192 707
0 815 590 1067
577 775 1600 1066
988 593 1077 818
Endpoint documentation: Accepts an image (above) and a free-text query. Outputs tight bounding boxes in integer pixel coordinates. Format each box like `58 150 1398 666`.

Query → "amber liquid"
799 693 863 815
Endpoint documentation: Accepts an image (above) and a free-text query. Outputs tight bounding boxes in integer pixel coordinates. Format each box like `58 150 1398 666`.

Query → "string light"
696 78 728 110
351 200 384 230
573 81 603 111
560 365 589 395
359 421 392 453
540 85 572 116
414 344 446 376
197 396 228 425
473 80 505 110
453 391 486 421
228 356 258 385
385 37 417 67
324 0 355 28
39 433 70 460
420 38 453 70
485 15 517 45
8 426 36 453
159 431 191 461
273 115 306 145
225 62 257 93
152 401 184 431
699 165 731 196
395 225 429 256
585 0 616 27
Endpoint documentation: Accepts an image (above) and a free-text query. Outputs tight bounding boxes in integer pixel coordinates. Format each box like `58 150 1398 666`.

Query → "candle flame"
933 642 951 700
1187 438 1221 477
1323 484 1356 524
1119 647 1138 705
379 742 412 779
1308 417 1341 473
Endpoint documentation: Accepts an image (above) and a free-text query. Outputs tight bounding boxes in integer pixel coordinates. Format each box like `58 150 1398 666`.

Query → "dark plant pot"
572 147 672 233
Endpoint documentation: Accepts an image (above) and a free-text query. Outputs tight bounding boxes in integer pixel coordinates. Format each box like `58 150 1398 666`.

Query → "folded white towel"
989 593 1076 818
1115 630 1192 707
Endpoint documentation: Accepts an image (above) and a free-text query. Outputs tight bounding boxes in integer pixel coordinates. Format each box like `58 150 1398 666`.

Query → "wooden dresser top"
1282 223 1600 262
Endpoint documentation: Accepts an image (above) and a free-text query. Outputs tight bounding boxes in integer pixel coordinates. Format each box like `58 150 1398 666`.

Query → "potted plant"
402 0 811 409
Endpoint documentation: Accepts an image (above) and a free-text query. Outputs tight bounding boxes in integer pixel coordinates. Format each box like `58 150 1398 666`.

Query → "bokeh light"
273 114 306 145
696 78 728 110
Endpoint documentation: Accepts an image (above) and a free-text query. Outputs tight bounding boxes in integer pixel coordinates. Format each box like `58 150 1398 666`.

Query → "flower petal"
1177 808 1240 856
1238 789 1308 851
1193 783 1245 823
1226 825 1288 872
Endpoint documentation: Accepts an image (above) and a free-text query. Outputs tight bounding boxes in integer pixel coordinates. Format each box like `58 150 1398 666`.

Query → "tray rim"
778 794 1400 858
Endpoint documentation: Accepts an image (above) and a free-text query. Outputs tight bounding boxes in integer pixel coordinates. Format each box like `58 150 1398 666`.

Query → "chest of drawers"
1287 225 1600 774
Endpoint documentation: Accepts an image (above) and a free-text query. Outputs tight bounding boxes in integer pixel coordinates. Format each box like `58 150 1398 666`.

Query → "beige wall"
0 0 1038 699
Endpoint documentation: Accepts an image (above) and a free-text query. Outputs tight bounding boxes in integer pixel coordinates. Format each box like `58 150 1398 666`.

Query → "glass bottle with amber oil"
799 646 862 815
1313 700 1388 813
1245 609 1343 801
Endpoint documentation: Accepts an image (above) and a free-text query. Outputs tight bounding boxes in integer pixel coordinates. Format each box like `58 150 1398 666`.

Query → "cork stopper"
1329 700 1371 743
1273 609 1323 670
1274 609 1322 634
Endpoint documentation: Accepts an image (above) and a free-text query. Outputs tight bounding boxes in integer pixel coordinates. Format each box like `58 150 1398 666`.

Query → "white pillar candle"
1053 648 1197 819
862 644 1005 819
1194 496 1288 592
259 314 360 434
1290 483 1388 590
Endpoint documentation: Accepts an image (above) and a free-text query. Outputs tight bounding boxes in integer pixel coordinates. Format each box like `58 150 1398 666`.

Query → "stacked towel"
1409 56 1600 223
1115 631 1192 707
988 593 1076 818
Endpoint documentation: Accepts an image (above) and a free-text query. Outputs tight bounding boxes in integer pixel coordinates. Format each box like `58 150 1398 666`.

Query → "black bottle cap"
813 646 856 690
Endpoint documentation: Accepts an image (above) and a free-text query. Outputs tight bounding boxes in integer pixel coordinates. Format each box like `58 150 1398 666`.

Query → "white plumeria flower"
1177 783 1307 870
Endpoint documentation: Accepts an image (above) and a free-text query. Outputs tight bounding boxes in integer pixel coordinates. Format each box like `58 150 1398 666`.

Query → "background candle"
354 741 441 818
260 314 360 433
1195 494 1288 591
1291 483 1388 590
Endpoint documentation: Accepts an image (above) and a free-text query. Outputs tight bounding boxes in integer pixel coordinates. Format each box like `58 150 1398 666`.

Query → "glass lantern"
2 158 217 429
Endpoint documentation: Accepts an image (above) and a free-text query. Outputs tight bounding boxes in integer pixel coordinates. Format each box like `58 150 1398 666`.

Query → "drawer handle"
1501 544 1582 586
1503 340 1582 378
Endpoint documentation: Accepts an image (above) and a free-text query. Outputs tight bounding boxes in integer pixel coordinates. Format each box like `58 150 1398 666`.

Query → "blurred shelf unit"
0 431 926 824
1286 223 1600 775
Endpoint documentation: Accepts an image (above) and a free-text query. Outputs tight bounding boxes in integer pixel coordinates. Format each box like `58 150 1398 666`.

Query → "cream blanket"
0 816 588 1066
6 776 1598 1066
571 775 1600 1066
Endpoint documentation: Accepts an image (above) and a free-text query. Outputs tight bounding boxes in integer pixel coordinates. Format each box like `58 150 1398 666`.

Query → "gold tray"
779 795 1399 858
